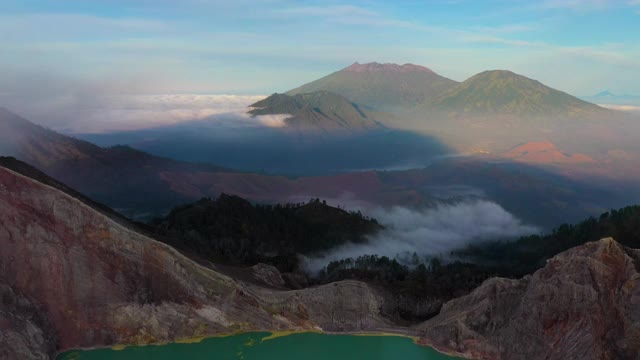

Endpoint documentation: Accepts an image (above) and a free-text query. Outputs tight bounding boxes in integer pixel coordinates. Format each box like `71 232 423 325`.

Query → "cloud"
459 34 542 47
0 13 168 42
518 0 640 11
302 200 539 273
599 104 640 112
251 114 289 128
65 94 286 133
0 80 271 133
272 3 534 46
539 0 610 10
277 5 377 18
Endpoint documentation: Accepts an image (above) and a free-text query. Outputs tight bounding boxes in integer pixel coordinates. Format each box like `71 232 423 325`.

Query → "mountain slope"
419 238 640 360
428 70 605 116
249 91 384 133
0 159 399 359
0 107 228 217
503 141 594 164
286 62 458 112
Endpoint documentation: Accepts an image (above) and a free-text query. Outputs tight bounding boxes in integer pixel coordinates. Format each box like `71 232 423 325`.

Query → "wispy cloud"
273 4 436 31
539 0 610 10
272 3 534 46
524 0 640 11
0 13 168 38
469 24 537 34
277 5 377 18
460 34 542 47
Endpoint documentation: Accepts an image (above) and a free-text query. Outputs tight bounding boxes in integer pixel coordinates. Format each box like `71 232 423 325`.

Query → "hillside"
152 195 383 271
419 238 640 360
503 141 594 164
456 204 640 276
428 70 605 116
286 62 458 112
0 159 401 359
249 91 384 133
0 107 230 217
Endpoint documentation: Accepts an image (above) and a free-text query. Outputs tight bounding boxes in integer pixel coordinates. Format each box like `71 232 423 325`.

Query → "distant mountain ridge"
0 107 229 217
286 62 458 112
582 90 640 106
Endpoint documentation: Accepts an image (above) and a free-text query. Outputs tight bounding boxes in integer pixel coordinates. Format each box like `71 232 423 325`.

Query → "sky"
1 0 640 130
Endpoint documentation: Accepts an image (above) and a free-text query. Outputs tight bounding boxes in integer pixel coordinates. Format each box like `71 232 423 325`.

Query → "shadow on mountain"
80 123 454 176
2 106 636 230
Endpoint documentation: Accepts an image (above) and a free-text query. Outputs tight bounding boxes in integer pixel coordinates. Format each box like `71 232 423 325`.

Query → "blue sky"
1 0 640 97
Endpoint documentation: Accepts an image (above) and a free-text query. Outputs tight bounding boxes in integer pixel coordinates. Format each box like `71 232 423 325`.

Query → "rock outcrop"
0 164 396 359
417 237 640 360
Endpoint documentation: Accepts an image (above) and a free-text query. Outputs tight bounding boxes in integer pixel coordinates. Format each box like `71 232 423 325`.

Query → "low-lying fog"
302 200 539 273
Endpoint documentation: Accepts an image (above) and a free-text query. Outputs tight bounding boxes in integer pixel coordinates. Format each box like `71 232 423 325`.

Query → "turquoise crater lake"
57 332 462 360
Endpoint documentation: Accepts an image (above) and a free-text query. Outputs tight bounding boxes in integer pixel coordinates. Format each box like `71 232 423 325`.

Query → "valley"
3 62 640 359
3 156 640 359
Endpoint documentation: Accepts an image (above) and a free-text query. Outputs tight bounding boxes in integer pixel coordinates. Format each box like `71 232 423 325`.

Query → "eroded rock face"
418 237 640 360
0 166 395 359
250 263 287 289
0 285 56 360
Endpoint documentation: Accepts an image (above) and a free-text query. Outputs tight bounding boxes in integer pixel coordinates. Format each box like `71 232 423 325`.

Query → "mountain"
249 91 384 133
286 62 458 112
0 158 401 359
428 70 605 116
419 238 640 360
582 91 640 106
0 107 229 217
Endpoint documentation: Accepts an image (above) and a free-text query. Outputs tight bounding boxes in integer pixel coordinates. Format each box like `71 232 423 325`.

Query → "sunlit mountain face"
2 1 640 360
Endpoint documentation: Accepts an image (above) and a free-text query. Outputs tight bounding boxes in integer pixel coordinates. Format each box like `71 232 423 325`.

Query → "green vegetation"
152 193 640 322
249 91 382 132
456 205 640 276
315 205 640 320
429 70 604 116
152 194 382 272
319 255 492 318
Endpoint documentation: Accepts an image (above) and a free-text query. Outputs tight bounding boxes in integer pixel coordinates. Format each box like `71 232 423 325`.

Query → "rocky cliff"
418 237 640 360
0 163 397 359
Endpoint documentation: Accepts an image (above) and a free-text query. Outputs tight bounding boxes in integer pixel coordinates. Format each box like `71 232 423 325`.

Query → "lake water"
57 332 462 360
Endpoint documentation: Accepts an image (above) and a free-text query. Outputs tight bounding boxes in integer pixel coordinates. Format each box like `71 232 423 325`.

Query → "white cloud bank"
0 91 287 133
302 200 539 273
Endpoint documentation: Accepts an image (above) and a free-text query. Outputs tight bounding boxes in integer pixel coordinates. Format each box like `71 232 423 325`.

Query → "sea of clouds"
14 93 291 133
